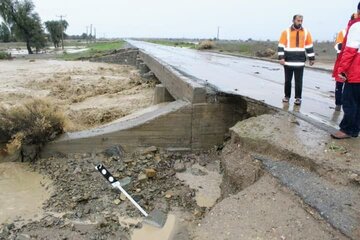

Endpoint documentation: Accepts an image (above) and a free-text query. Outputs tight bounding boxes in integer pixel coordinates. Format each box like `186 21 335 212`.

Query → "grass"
0 51 12 59
59 40 126 61
144 39 197 49
0 98 66 155
144 39 337 62
211 40 277 57
0 42 26 51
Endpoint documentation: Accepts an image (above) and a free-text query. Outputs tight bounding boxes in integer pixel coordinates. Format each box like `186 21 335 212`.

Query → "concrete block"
153 84 175 104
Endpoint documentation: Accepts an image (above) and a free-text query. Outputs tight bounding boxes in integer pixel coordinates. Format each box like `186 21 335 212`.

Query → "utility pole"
94 27 96 43
90 24 92 43
57 15 66 50
217 26 220 41
86 26 89 44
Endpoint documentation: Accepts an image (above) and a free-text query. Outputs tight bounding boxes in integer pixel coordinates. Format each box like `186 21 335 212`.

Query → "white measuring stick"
96 164 149 217
112 181 148 217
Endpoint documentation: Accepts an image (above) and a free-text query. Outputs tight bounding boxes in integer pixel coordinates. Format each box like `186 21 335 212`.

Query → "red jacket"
333 18 360 83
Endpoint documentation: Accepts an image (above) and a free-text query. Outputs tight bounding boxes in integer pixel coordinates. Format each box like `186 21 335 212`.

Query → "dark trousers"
335 81 344 106
339 83 360 137
335 54 344 106
284 66 304 99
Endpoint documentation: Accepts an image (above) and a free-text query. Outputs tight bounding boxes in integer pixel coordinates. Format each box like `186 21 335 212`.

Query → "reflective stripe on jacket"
278 26 315 67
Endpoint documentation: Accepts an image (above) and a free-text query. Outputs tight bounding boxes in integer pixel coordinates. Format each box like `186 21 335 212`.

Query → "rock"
154 154 162 163
145 169 157 178
74 194 90 203
119 177 132 190
103 145 124 158
133 194 142 202
135 222 143 229
142 71 155 79
114 199 121 205
146 154 153 160
138 173 148 182
124 159 134 163
6 223 15 230
21 144 41 162
142 146 157 155
350 173 360 183
15 234 31 240
84 206 91 214
165 191 174 199
193 209 202 218
73 166 82 174
174 161 186 172
120 193 127 201
191 167 208 176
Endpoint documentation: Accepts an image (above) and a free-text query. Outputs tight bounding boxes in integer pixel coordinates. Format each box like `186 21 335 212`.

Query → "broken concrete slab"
230 113 360 185
194 175 346 240
256 155 360 239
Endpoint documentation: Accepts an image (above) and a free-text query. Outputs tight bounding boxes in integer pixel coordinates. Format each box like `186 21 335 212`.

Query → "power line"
57 15 66 50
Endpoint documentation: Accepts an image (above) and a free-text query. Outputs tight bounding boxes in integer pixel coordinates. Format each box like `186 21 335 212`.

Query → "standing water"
0 162 52 224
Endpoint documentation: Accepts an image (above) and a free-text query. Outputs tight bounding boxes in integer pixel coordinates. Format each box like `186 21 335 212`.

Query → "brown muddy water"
117 214 177 240
176 164 222 208
0 162 52 224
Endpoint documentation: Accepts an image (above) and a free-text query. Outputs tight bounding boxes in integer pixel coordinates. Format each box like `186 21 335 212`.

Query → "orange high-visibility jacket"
335 29 346 54
278 26 315 67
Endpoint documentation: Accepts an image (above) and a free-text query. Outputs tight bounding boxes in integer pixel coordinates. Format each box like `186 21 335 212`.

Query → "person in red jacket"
333 14 360 111
331 2 360 139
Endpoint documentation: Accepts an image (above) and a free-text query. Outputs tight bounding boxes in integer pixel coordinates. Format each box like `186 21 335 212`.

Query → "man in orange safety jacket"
335 29 346 54
278 14 315 105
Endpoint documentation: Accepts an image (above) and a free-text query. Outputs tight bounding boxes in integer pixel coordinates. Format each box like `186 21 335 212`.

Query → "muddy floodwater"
0 162 52 224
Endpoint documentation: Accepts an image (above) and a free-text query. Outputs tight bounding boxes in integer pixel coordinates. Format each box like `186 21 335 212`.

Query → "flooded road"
0 162 52 224
128 40 341 128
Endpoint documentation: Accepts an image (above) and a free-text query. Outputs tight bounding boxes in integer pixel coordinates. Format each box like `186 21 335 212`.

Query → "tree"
0 0 46 54
0 22 10 42
45 20 68 48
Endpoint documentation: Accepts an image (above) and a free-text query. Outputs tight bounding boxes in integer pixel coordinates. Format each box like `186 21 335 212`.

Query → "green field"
143 38 337 63
144 39 197 49
60 40 126 60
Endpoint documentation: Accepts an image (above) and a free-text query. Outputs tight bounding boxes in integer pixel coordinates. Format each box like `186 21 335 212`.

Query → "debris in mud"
350 173 360 184
327 142 348 154
1 148 222 239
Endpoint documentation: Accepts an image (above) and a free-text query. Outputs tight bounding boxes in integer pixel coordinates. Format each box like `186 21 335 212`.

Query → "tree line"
0 0 69 54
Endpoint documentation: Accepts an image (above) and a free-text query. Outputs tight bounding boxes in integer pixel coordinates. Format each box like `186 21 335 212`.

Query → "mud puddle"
176 163 222 208
117 214 177 240
0 162 52 224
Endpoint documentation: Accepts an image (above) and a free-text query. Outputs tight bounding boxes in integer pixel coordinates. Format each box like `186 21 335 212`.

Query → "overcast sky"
28 0 359 41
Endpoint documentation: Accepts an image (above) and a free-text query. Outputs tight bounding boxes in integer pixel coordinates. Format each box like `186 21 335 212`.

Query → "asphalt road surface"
128 40 341 128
